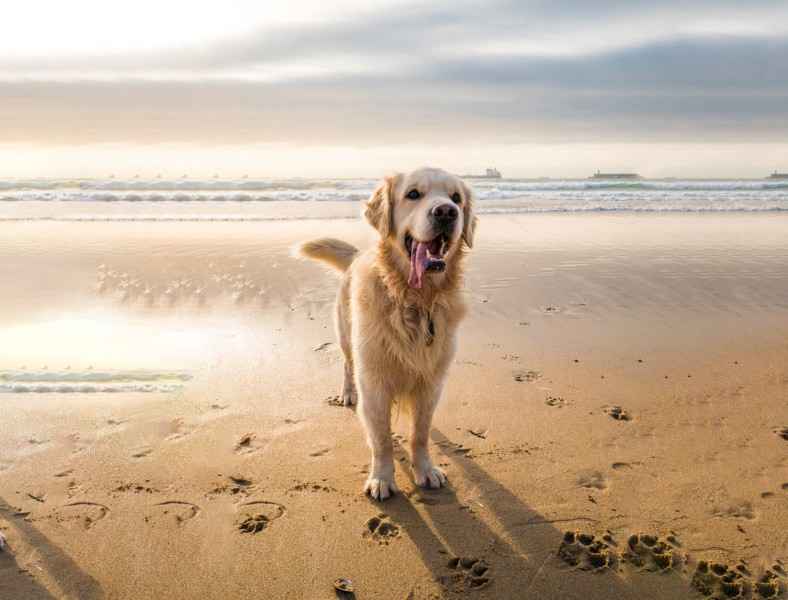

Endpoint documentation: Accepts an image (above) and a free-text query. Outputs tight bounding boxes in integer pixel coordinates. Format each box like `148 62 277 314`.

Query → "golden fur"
299 167 477 499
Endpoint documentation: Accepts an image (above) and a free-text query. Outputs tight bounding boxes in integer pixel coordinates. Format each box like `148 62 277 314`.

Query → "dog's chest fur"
348 248 466 383
401 303 436 346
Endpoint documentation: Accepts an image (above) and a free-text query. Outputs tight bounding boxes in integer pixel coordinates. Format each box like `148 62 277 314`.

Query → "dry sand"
1 213 788 599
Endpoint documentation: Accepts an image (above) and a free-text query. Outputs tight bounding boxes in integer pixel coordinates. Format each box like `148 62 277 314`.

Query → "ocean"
2 178 788 221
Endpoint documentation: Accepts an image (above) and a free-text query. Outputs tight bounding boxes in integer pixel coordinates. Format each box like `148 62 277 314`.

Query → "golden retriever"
299 167 477 500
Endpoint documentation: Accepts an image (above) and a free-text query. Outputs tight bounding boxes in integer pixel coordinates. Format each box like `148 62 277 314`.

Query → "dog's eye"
451 192 462 204
406 189 421 200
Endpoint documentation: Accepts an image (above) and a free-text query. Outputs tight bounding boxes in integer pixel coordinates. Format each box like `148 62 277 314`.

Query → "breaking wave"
0 370 191 393
2 178 788 216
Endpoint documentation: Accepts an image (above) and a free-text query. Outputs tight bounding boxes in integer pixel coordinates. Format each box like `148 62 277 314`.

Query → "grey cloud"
1 1 787 145
2 0 786 72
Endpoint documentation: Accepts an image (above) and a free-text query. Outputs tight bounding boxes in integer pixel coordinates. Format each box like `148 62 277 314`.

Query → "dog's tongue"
408 241 430 289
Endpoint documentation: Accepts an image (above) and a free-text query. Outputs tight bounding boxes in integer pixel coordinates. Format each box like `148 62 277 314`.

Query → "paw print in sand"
691 560 751 598
235 501 285 535
754 563 787 599
558 531 617 571
604 405 631 421
691 560 786 599
622 533 685 572
363 513 400 545
442 556 491 591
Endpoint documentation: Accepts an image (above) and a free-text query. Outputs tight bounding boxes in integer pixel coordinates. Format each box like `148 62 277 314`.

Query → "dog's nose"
431 203 458 223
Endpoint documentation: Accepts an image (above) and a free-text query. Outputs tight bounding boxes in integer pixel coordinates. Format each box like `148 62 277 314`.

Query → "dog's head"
364 167 477 289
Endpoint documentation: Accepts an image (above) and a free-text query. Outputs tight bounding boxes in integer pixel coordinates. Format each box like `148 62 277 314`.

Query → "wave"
0 383 184 393
0 191 369 203
0 370 192 383
3 178 788 217
0 369 191 393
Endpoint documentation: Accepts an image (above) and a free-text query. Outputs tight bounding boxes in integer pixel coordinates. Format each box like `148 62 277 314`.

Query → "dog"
299 167 477 500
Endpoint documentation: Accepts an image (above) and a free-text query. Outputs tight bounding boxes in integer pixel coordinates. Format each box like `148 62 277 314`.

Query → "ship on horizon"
462 167 502 179
590 171 642 180
768 171 788 179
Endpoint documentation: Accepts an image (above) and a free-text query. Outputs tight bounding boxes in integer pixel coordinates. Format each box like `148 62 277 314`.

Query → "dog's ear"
363 174 399 238
460 181 478 249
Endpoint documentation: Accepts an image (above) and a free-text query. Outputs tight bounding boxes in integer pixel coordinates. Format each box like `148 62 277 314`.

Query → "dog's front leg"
358 377 397 500
410 385 448 489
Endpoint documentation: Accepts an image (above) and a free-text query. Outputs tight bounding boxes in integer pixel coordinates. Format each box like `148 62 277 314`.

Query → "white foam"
2 178 788 215
0 370 191 383
0 383 184 393
0 370 191 393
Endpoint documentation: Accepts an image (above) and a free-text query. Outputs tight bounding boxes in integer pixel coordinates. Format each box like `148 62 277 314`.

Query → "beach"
1 210 788 599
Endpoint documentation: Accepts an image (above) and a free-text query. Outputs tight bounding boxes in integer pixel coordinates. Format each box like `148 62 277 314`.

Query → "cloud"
0 0 786 145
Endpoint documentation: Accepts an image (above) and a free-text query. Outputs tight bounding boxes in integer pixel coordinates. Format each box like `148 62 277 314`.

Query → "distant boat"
462 167 502 179
768 172 788 179
590 171 641 180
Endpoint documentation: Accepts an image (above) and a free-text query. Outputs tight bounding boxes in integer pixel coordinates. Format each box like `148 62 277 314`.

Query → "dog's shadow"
0 496 104 600
376 429 648 599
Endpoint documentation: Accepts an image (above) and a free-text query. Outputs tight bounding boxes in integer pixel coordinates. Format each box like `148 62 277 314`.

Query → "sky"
1 0 787 178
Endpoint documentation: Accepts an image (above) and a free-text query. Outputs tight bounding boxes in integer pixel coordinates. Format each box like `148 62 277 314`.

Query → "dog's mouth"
405 232 450 289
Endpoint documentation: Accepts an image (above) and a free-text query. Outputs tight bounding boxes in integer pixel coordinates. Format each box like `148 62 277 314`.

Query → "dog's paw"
414 464 448 489
364 475 398 501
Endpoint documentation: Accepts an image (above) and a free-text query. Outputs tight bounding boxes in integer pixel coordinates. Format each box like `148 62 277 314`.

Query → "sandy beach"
2 212 788 599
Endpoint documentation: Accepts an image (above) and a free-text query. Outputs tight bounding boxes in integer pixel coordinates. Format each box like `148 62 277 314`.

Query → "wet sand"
1 213 788 599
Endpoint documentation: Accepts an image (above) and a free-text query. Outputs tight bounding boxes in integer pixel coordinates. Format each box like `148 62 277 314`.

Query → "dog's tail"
297 238 359 272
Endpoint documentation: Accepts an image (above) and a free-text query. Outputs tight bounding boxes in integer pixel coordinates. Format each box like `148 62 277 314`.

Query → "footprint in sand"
712 500 757 520
441 556 492 591
145 501 200 527
690 559 776 599
234 433 265 455
287 481 336 494
50 502 109 530
513 369 541 383
207 475 255 499
542 305 564 314
363 514 400 545
622 533 686 572
113 482 159 495
235 500 286 535
309 447 330 458
165 418 192 442
576 470 608 490
545 395 567 408
604 406 631 421
65 433 89 455
558 531 617 571
131 446 153 459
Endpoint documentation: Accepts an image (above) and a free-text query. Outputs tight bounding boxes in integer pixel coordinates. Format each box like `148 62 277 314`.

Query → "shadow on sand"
0 496 104 600
376 429 688 600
